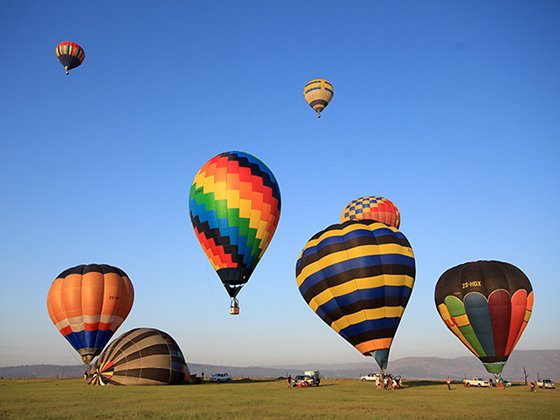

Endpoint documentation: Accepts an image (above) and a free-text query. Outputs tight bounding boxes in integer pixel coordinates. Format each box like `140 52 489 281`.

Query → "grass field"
1 378 558 419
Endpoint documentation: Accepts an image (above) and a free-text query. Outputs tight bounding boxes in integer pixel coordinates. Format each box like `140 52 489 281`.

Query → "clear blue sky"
1 1 559 368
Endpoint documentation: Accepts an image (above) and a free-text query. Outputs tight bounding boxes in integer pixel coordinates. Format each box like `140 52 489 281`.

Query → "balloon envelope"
87 328 190 385
296 220 415 370
341 196 401 228
434 260 534 374
47 264 134 364
189 151 281 310
55 41 85 75
303 79 334 118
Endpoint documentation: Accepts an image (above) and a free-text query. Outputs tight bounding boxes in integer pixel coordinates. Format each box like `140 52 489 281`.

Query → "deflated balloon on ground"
86 327 190 385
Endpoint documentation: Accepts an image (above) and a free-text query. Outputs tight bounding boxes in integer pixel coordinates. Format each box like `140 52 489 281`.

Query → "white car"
463 378 491 387
210 373 231 383
361 373 382 382
537 379 555 389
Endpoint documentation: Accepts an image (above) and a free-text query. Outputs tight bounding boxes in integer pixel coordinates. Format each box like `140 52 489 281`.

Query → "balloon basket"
229 297 240 315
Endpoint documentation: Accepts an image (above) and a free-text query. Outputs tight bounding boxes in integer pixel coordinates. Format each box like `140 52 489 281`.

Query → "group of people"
375 374 401 390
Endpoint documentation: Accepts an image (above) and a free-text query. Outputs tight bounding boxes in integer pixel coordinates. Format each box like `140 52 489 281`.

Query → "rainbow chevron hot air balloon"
189 151 281 314
296 220 415 370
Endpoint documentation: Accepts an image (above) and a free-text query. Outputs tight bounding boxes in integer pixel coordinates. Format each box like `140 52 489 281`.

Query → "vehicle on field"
293 371 320 387
537 379 555 389
210 372 231 382
361 373 382 382
463 377 491 387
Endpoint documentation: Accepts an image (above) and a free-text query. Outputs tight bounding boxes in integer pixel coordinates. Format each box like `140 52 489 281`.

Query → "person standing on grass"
287 375 292 388
447 377 451 390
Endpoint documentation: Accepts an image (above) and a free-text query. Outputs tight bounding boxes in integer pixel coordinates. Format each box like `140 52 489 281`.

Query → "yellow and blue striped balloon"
296 220 415 370
303 79 334 118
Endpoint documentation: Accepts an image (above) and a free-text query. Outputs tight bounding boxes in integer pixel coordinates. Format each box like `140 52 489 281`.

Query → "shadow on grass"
402 380 445 388
199 378 279 385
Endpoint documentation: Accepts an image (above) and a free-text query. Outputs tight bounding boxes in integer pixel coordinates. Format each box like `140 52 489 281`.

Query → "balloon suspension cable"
229 297 240 315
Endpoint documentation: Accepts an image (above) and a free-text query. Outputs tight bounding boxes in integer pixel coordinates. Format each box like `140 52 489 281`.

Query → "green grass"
1 378 558 419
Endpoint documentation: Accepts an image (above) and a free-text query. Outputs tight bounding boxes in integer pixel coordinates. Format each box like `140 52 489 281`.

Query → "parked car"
463 378 491 387
361 373 382 382
210 372 231 383
537 379 555 389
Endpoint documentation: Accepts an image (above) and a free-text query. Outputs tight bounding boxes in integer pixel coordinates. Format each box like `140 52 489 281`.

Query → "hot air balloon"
47 264 134 364
434 260 534 375
341 196 401 229
296 220 415 371
189 151 281 315
303 79 334 118
55 41 85 75
87 328 190 386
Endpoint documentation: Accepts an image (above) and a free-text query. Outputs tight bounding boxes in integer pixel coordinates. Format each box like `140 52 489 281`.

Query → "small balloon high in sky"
55 41 85 76
303 78 334 118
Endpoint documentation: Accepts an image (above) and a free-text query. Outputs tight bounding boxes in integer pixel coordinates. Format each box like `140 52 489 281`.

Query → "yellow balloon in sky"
303 79 334 118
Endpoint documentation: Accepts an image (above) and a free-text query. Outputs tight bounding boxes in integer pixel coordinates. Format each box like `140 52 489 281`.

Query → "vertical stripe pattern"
434 260 534 374
88 328 190 386
296 220 415 370
47 264 134 364
189 151 281 299
55 41 85 74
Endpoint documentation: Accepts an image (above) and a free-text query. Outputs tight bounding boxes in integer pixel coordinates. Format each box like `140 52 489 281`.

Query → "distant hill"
1 350 558 381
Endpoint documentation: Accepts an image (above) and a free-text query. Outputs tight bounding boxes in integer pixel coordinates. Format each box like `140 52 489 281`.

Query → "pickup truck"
293 371 320 387
537 379 555 389
463 378 490 387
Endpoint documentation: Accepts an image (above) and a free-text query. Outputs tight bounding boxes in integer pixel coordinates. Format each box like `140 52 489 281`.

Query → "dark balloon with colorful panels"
435 260 534 374
55 41 85 75
296 220 415 370
189 151 281 313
